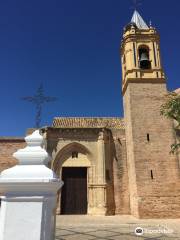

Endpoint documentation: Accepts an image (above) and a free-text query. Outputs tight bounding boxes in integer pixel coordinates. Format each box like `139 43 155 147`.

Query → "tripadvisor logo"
135 227 144 236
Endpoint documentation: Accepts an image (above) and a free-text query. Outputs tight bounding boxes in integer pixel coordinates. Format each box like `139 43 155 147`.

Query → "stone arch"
52 142 92 215
52 142 91 175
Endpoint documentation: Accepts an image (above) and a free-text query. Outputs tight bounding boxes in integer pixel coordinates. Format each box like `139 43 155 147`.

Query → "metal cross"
131 0 142 10
22 83 57 128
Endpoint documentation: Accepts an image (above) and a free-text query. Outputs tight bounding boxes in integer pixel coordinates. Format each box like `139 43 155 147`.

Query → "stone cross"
0 130 63 240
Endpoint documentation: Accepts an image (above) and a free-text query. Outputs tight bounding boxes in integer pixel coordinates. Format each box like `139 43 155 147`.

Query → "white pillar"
0 130 63 240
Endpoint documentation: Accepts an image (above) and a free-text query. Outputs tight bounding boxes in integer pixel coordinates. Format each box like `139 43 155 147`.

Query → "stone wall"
0 138 25 172
45 127 116 215
43 124 131 216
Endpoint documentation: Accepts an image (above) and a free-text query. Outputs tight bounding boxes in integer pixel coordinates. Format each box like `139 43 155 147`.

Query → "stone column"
97 130 106 184
96 130 107 214
0 130 63 240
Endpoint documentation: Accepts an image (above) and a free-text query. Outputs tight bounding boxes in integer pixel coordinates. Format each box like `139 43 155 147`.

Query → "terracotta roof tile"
52 117 124 129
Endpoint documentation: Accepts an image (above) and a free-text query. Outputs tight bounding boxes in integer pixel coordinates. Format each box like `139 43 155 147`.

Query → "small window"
118 138 122 145
147 133 150 142
72 151 78 158
150 170 154 179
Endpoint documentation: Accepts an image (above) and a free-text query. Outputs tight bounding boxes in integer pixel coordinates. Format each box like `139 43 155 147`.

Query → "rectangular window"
147 133 150 142
151 170 154 179
72 152 78 158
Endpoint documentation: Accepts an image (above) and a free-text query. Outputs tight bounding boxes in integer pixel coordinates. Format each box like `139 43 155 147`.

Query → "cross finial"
131 0 142 10
21 84 57 128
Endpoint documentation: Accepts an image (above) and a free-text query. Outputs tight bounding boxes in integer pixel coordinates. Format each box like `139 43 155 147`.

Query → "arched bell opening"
138 46 151 70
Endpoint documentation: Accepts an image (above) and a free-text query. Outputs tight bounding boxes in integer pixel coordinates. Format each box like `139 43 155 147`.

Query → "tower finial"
131 0 142 10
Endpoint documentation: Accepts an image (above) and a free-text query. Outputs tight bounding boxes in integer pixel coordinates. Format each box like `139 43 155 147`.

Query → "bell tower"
121 11 180 218
121 10 165 95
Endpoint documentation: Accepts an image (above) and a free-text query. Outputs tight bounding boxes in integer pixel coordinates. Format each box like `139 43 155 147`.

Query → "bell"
139 52 150 69
140 52 149 61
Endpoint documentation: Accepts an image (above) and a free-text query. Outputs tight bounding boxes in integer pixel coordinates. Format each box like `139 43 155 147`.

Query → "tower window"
147 133 150 142
72 151 78 158
150 170 154 179
139 47 151 69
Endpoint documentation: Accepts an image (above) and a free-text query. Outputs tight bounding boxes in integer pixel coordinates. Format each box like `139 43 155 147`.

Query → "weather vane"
131 0 142 10
22 83 57 128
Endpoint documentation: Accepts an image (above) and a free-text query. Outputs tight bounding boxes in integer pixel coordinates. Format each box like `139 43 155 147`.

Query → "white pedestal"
0 130 63 240
0 182 62 240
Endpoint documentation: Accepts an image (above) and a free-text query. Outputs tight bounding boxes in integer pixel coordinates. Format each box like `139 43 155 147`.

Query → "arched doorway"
52 142 91 215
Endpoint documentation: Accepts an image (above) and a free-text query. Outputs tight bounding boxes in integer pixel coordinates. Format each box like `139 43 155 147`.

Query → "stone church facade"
43 117 129 216
0 11 180 218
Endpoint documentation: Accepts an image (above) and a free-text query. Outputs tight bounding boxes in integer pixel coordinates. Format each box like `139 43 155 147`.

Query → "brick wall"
112 129 130 215
0 138 25 172
123 82 180 218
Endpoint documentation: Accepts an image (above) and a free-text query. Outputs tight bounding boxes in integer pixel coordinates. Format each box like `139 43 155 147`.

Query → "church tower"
121 11 180 218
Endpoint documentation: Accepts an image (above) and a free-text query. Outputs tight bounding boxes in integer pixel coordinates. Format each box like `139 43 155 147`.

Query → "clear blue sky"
0 0 179 136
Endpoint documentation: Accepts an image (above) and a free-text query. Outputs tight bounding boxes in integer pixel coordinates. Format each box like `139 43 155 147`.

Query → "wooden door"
61 167 87 214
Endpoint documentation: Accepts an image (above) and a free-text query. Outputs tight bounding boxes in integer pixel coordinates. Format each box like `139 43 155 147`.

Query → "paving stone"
55 216 180 240
57 233 95 240
56 229 75 236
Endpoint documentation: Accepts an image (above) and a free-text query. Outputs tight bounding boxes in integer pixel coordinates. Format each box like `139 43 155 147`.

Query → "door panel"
61 167 87 214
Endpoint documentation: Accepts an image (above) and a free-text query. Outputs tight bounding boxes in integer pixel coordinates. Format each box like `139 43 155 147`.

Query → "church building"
0 11 180 218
